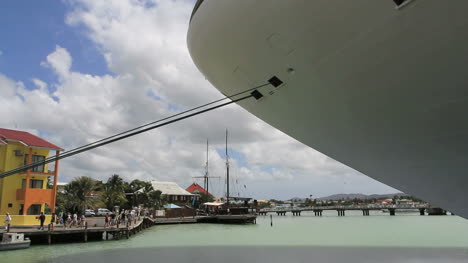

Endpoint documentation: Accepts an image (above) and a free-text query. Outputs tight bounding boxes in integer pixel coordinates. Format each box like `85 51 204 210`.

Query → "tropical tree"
101 174 127 210
107 174 125 192
138 182 154 207
124 179 148 207
147 190 166 210
62 176 98 213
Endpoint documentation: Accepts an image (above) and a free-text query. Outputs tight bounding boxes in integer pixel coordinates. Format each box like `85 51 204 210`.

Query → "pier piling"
84 222 88 242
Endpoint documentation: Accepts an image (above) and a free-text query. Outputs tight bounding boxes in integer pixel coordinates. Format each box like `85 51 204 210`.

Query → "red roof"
0 128 62 151
186 183 211 196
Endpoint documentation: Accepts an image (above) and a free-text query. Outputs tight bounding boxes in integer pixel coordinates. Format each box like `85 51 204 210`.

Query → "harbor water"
3 211 468 262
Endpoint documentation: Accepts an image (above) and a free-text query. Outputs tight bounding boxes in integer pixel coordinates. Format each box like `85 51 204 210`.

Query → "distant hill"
316 193 407 201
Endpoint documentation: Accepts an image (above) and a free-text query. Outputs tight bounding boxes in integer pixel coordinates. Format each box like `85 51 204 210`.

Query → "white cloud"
0 0 398 199
40 45 72 79
31 78 48 90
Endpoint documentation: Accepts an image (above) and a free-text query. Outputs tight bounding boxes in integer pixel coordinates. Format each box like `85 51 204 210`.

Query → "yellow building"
0 128 62 225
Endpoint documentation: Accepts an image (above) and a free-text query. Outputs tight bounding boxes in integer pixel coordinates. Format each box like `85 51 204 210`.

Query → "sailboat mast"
226 129 230 204
205 139 209 195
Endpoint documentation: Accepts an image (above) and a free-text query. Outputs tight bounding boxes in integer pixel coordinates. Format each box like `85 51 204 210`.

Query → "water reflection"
50 246 468 263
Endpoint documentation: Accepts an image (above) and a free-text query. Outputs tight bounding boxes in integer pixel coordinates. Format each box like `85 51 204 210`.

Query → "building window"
24 154 46 172
8 203 12 208
22 179 44 189
27 204 41 215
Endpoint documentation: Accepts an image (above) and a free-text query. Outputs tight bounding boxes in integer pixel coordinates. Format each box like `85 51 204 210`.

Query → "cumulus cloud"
31 78 48 90
0 0 398 199
40 45 72 79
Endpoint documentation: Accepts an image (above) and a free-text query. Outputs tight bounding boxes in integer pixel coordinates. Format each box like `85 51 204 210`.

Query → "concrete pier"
291 211 301 216
259 204 434 217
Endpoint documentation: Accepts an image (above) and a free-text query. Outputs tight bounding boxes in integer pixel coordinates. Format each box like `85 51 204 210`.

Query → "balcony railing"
19 171 55 176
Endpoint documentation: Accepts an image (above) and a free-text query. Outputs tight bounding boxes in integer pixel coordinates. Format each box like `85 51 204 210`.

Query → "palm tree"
101 174 127 210
126 179 147 206
63 176 98 213
107 174 125 192
148 190 165 210
139 182 155 208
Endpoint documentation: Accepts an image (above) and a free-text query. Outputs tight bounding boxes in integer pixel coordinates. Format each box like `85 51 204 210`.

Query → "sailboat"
214 130 257 224
192 140 218 206
198 130 257 224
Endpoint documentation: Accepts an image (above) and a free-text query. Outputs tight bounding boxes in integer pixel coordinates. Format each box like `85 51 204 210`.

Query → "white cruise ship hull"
187 1 468 218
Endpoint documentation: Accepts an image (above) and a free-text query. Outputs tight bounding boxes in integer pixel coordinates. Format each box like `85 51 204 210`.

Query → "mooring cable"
16 82 270 169
51 82 270 159
0 83 268 178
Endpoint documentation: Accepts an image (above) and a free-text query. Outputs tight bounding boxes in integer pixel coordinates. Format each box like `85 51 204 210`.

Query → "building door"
27 204 42 215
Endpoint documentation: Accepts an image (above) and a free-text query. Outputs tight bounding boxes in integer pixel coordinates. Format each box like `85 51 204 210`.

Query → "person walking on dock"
65 213 72 228
121 210 126 225
72 213 78 228
104 214 110 228
110 212 116 227
50 213 56 231
4 212 11 233
38 212 46 230
80 214 86 228
58 211 64 225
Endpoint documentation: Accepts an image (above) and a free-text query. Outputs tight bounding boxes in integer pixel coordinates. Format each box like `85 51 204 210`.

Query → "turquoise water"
3 211 468 262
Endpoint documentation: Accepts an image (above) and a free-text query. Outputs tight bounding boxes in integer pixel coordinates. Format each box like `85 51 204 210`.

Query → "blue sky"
0 0 108 87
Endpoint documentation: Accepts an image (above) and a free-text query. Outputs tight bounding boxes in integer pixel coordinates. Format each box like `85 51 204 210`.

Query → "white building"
150 181 193 202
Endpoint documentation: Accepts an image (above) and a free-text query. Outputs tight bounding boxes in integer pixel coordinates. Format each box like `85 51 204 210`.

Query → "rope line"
0 83 269 178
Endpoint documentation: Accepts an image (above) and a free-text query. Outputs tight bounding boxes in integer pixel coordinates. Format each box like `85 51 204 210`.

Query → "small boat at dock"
0 233 31 251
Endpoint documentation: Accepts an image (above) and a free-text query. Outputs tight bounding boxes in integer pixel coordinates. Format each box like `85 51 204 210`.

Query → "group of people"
60 212 87 228
36 211 86 230
3 211 58 232
3 208 150 232
103 209 138 228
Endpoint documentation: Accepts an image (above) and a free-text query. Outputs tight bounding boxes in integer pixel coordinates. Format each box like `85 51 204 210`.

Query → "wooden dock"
5 215 255 245
7 217 156 244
